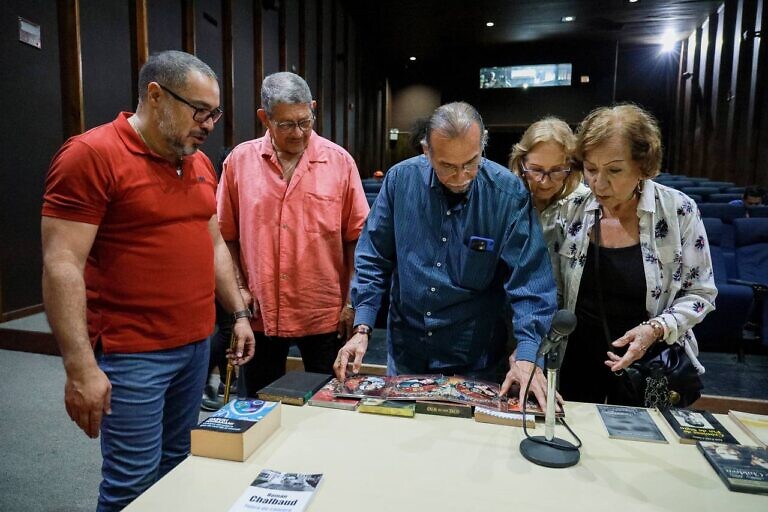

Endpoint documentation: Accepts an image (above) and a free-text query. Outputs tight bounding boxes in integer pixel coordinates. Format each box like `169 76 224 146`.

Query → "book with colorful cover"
728 410 768 448
307 380 359 411
333 374 551 416
191 399 281 461
596 405 668 443
697 441 768 494
227 469 323 511
662 408 739 445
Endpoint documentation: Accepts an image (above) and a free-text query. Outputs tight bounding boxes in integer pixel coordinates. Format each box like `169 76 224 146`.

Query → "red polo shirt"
42 112 217 353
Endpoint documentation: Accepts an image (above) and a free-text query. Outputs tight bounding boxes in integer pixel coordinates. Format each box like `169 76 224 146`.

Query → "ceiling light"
486 21 495 27
561 16 575 23
629 0 639 3
409 56 416 61
660 30 676 52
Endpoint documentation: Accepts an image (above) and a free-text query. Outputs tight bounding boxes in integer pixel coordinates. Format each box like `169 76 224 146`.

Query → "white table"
126 402 766 511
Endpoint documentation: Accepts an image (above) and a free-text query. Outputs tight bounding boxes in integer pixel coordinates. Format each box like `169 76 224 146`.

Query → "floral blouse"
538 182 590 252
551 179 717 373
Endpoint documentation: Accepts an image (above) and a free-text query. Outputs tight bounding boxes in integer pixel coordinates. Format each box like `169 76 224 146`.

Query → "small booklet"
662 408 739 445
357 398 416 417
256 372 332 406
728 410 768 447
697 442 768 494
227 469 323 512
596 405 667 443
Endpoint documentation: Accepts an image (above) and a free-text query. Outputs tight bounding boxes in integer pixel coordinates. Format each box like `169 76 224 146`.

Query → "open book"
333 374 552 416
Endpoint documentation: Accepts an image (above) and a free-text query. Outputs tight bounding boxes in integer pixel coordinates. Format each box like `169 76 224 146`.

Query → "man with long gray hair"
217 72 369 396
42 50 255 510
335 101 557 409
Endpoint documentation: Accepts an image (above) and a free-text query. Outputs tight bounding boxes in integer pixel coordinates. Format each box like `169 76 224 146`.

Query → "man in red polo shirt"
217 72 369 396
42 51 254 511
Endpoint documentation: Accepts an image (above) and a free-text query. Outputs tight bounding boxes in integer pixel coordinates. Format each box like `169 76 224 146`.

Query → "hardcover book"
474 406 535 428
227 469 323 512
191 399 281 461
257 371 332 406
307 380 359 411
697 441 768 494
662 408 739 445
357 398 416 417
728 410 768 447
596 405 667 443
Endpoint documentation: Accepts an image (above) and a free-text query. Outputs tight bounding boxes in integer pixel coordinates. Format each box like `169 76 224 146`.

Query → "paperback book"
227 469 323 512
697 441 768 494
307 380 359 411
474 406 535 428
191 399 281 461
662 408 739 445
728 410 768 447
257 372 332 406
357 398 416 417
596 405 667 443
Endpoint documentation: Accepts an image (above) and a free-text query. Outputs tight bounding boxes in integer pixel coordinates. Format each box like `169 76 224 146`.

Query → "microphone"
520 309 580 468
536 309 577 359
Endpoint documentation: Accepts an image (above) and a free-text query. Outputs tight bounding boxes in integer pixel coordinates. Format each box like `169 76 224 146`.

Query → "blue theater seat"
362 179 382 194
693 218 753 357
697 203 747 250
680 187 720 202
747 206 768 218
725 187 746 194
708 193 743 204
733 218 768 345
365 192 378 208
705 181 736 190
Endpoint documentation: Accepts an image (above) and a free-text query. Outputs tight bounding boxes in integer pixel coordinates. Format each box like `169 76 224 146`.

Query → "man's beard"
158 105 205 157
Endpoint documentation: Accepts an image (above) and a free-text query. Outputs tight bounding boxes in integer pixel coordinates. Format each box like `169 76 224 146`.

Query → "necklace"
272 138 304 182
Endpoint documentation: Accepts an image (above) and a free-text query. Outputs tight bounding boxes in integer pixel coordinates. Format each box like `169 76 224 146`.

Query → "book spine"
257 393 305 406
415 401 472 418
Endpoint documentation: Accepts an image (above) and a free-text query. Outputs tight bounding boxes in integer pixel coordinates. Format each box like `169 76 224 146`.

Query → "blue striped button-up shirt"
352 155 557 371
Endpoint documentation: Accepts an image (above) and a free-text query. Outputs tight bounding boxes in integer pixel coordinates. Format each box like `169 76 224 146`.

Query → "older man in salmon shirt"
217 72 369 396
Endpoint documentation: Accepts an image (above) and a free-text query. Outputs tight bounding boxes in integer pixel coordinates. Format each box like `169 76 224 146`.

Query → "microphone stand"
519 344 580 468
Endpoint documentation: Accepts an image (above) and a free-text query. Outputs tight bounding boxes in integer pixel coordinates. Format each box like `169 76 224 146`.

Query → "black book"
697 441 768 494
596 405 667 443
256 371 332 406
661 408 739 445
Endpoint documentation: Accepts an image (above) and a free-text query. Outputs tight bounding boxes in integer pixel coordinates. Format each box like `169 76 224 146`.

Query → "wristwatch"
232 309 252 322
353 324 372 336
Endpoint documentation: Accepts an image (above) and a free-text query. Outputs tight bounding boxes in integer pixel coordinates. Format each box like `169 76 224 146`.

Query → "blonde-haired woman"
510 117 589 247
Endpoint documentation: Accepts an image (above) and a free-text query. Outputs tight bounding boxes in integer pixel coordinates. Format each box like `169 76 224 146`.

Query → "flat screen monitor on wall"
479 64 572 89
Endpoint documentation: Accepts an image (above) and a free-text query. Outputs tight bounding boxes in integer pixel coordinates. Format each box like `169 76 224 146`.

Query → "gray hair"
424 102 488 149
261 72 313 115
137 50 217 102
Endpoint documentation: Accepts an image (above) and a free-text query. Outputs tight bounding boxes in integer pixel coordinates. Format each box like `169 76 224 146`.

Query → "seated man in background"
729 186 765 207
42 50 254 511
217 72 370 397
335 102 558 408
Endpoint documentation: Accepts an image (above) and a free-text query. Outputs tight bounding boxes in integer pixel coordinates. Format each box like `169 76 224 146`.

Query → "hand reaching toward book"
500 358 561 413
334 333 369 380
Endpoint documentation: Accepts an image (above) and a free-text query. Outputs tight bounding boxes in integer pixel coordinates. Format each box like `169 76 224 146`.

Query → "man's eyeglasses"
157 83 223 124
431 155 482 177
520 161 571 182
270 116 315 133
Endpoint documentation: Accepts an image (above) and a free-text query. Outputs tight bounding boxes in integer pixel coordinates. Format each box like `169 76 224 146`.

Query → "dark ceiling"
344 0 723 65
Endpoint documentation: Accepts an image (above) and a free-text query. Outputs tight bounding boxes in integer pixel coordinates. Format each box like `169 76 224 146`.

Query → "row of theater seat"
694 217 768 358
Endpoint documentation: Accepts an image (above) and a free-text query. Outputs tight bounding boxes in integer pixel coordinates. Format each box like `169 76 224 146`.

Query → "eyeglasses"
520 161 571 182
157 83 223 124
431 154 483 177
270 115 315 133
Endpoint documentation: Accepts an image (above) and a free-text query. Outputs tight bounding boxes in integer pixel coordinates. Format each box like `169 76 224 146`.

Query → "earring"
635 180 644 196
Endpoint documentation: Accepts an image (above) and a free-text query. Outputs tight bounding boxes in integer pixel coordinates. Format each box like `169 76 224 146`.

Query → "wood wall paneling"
130 0 149 104
58 0 84 138
744 0 764 185
284 0 300 73
146 0 183 52
753 0 768 186
222 0 234 148
182 0 196 54
194 0 224 158
253 0 264 135
231 0 255 145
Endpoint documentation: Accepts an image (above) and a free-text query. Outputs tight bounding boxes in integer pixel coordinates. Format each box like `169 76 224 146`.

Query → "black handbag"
593 209 702 408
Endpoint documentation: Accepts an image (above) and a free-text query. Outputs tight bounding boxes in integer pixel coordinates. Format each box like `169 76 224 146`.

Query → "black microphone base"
520 436 580 468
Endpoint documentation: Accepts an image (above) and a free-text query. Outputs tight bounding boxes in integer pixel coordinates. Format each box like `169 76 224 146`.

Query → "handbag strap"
592 209 615 354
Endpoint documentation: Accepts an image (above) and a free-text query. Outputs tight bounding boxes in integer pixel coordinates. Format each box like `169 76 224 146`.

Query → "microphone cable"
519 360 582 451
